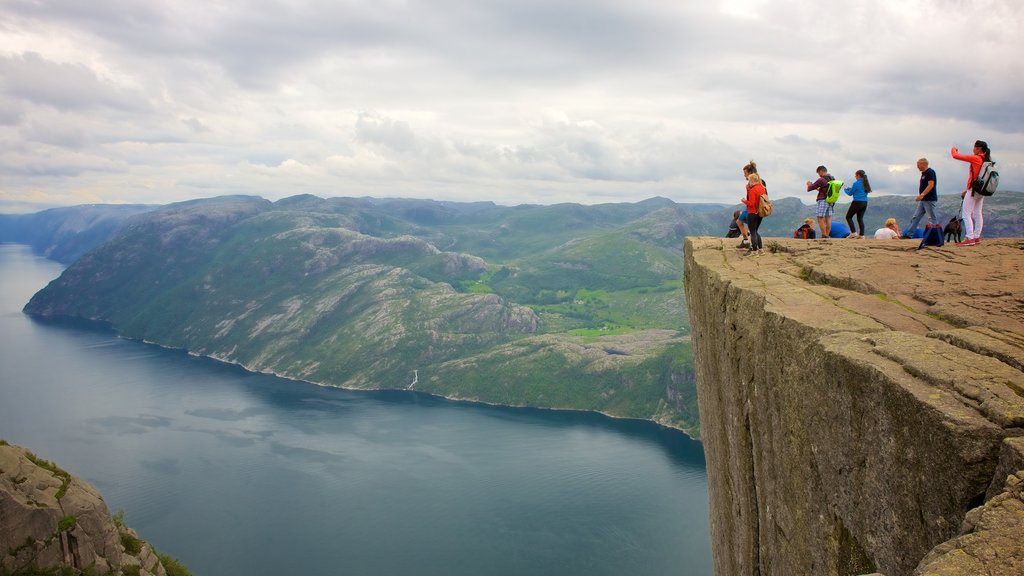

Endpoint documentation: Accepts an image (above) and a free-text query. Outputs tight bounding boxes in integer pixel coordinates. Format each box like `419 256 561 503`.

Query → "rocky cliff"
684 237 1024 576
0 441 169 576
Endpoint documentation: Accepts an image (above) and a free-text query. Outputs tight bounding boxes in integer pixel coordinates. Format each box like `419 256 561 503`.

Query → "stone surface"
684 237 1024 576
0 441 167 576
914 471 1024 576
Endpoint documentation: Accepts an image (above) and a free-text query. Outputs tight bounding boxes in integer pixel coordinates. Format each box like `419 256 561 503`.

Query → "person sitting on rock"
726 210 743 239
874 217 900 240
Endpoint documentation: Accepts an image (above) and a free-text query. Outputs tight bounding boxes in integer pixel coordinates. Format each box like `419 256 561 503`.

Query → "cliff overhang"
684 237 1024 576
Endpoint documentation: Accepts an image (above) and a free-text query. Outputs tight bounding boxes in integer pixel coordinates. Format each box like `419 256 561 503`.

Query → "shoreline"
121 336 702 441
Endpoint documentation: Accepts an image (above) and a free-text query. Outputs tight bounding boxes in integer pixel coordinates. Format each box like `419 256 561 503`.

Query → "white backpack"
972 161 998 196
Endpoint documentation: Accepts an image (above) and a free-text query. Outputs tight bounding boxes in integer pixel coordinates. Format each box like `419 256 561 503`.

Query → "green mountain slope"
25 195 702 436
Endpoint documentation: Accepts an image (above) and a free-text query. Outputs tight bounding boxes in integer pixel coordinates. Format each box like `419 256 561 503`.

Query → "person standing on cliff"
741 173 767 257
901 158 938 238
843 170 871 238
951 140 991 246
735 161 764 249
806 165 833 238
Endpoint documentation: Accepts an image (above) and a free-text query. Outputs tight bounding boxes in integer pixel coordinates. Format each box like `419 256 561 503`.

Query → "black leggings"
846 201 867 235
747 213 763 251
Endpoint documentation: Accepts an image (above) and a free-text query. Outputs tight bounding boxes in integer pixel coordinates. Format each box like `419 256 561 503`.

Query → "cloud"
0 52 149 112
0 0 1020 211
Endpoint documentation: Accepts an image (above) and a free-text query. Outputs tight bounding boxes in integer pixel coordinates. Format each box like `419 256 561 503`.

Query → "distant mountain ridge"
0 204 156 263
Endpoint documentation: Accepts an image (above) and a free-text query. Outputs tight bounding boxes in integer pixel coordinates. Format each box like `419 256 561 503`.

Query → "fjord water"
0 243 711 576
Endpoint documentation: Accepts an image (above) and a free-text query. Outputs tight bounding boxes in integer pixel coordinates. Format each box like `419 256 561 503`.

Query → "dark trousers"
846 201 867 235
747 213 763 251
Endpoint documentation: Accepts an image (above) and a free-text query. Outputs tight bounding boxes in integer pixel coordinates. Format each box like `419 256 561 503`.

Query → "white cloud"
0 0 1021 211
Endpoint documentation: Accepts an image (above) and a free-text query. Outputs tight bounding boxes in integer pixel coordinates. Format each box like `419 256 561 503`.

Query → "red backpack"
793 225 816 239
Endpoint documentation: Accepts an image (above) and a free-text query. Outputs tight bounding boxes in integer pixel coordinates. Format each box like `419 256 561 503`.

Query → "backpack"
757 194 773 217
824 179 844 205
918 223 944 249
971 161 998 196
793 225 815 239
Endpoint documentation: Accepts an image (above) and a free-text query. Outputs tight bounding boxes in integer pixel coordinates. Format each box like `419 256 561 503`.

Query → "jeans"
904 200 937 236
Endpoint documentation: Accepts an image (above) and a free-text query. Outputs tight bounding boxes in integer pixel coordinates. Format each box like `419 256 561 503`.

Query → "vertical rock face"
683 238 1024 576
0 442 168 576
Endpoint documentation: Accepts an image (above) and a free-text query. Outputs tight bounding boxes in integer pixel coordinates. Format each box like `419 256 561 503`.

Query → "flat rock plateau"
684 237 1023 576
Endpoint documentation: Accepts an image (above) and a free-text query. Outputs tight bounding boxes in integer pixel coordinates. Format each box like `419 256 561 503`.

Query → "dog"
943 217 963 243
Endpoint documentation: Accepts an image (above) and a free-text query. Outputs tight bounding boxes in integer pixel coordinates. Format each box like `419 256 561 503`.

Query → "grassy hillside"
24 195 702 436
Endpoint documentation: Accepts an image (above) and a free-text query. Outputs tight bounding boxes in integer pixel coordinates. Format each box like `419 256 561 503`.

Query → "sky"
1 0 1021 212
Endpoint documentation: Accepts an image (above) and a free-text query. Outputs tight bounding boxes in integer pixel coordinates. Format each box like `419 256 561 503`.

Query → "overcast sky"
1 0 1021 211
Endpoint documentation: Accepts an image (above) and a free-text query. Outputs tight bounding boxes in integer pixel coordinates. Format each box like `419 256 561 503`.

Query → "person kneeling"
793 218 816 239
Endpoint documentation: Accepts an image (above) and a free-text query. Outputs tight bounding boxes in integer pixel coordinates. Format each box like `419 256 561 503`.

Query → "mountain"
0 204 156 264
21 195 724 436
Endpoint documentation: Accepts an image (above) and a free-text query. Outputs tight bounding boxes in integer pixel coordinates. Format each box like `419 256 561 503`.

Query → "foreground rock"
0 441 168 576
684 237 1024 576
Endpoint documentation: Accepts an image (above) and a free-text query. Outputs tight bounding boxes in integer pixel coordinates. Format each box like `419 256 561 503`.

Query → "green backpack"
825 179 844 205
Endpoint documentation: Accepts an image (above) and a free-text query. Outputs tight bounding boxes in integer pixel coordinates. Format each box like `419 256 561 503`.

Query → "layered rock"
683 237 1024 576
0 441 167 576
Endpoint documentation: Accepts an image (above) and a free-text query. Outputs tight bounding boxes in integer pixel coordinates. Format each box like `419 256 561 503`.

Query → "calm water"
0 243 711 576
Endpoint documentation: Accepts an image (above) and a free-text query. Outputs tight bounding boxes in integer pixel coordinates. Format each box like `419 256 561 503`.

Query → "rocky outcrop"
0 441 167 576
683 237 1024 576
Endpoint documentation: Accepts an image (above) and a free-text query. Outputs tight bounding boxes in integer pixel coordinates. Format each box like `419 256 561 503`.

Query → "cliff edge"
1 441 169 576
683 237 1024 576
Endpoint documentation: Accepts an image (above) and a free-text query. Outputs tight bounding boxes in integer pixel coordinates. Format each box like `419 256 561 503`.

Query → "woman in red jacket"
951 140 991 246
741 173 767 256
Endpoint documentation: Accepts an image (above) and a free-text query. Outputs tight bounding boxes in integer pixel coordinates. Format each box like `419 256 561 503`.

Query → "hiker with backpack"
793 218 816 239
901 158 938 238
735 160 765 249
741 172 768 257
951 140 993 246
806 165 835 238
843 170 871 238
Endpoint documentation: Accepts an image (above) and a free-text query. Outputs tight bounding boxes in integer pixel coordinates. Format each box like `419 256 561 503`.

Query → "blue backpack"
918 223 944 249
